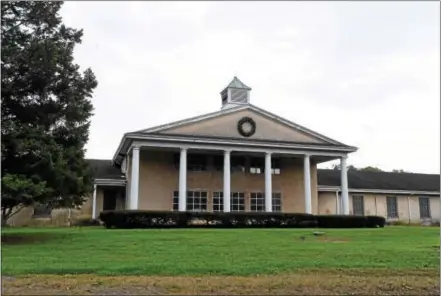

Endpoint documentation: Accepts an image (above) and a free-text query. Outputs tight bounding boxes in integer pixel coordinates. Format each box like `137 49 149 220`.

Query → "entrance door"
103 189 117 211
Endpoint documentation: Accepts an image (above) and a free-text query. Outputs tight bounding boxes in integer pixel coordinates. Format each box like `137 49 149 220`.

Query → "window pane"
172 191 179 211
186 190 208 212
352 196 364 216
419 197 431 218
386 196 398 218
272 193 282 212
231 192 245 212
251 192 265 212
213 192 224 212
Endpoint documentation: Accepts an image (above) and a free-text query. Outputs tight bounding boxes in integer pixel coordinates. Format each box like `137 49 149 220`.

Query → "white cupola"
220 76 251 109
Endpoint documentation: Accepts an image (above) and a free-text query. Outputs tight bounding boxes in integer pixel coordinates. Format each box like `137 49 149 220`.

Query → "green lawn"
1 226 439 276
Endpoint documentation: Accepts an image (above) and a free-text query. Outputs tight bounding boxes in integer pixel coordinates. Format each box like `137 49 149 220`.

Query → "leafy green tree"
358 166 383 172
331 164 358 171
1 1 97 225
392 169 411 173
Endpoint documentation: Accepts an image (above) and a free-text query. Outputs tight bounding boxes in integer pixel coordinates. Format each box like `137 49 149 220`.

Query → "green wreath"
237 117 256 137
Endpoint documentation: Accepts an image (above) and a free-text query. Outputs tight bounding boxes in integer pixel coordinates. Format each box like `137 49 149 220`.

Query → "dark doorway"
103 187 125 211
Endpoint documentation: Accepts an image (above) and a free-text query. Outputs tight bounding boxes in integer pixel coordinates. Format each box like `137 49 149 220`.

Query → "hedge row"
99 210 386 229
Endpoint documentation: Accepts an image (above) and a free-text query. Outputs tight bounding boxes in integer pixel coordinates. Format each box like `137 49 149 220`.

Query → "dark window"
270 158 281 175
187 190 208 211
250 192 265 212
33 204 52 218
419 197 431 219
214 156 246 172
174 154 208 171
188 155 208 172
173 191 179 211
231 192 245 212
213 192 224 212
103 189 117 211
231 156 246 173
213 155 223 171
173 154 180 169
386 196 398 218
272 193 282 212
250 157 264 174
352 196 364 215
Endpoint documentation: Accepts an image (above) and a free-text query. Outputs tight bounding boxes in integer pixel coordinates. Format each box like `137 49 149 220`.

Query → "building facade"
6 77 441 226
106 77 357 217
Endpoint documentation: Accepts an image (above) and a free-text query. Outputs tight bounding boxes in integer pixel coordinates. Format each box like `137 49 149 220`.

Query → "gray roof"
87 159 125 180
317 169 440 192
223 76 251 90
86 159 440 193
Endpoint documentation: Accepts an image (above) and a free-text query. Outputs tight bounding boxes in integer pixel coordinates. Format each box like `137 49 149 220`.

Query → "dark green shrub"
366 215 386 228
315 215 367 228
99 211 317 229
99 211 385 229
72 217 101 226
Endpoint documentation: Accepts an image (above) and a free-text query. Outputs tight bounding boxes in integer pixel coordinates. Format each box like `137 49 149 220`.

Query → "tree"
392 169 411 173
1 2 98 225
358 166 383 172
331 164 358 171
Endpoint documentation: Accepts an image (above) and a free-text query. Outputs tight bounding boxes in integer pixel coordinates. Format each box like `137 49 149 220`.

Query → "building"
7 77 440 226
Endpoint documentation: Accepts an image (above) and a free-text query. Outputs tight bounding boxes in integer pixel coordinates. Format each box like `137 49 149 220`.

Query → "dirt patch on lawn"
316 236 350 243
2 269 439 295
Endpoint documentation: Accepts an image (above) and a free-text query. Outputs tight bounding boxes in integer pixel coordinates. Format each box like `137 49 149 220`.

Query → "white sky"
60 1 440 174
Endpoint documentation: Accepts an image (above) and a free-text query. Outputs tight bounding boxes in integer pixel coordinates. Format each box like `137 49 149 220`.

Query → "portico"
124 143 352 214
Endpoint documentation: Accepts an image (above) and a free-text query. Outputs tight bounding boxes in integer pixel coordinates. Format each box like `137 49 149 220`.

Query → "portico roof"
112 103 357 165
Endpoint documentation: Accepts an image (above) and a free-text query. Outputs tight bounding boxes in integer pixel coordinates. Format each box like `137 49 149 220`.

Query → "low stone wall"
5 207 91 227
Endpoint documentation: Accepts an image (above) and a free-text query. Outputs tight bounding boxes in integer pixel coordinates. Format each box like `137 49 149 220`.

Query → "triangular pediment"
139 105 343 145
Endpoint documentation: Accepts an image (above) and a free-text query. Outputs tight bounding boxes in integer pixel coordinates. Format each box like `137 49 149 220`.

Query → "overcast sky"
61 1 440 174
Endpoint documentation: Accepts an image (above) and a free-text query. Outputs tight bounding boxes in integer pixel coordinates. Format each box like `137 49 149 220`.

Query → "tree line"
330 164 411 173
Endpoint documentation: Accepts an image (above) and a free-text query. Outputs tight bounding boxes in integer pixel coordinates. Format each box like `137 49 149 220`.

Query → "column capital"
304 154 311 158
265 151 272 156
180 147 188 152
341 154 348 160
224 149 232 154
132 145 140 151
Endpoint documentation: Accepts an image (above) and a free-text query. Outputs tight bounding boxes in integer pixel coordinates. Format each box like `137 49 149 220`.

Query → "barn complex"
9 77 440 225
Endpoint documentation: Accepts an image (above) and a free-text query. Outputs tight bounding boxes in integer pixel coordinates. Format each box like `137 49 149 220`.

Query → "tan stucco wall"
318 192 440 221
138 150 318 213
160 109 326 144
318 192 338 214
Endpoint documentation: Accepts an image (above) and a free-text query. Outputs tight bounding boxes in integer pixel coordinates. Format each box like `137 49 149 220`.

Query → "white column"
223 150 231 212
178 148 187 212
341 155 350 215
92 184 97 219
335 190 340 214
129 146 140 210
265 152 272 212
303 155 312 214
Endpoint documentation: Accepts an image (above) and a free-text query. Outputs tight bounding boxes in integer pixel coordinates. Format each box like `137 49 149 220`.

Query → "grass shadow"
1 232 69 245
